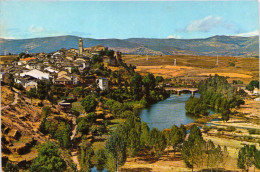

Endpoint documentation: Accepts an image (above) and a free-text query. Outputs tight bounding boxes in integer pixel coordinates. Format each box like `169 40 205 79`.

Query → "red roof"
22 57 36 61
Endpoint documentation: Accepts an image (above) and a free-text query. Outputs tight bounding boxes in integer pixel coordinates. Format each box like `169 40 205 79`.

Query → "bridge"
164 87 198 96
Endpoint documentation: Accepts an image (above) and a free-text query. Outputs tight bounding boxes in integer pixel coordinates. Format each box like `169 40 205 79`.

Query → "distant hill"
0 35 259 57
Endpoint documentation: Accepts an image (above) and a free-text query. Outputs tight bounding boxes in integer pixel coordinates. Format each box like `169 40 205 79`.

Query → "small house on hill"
58 100 72 113
96 77 109 91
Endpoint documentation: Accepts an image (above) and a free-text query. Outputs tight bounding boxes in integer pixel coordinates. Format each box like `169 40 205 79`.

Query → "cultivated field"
123 55 259 84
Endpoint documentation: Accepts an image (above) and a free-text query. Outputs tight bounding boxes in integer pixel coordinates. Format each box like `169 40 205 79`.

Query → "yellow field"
123 54 259 84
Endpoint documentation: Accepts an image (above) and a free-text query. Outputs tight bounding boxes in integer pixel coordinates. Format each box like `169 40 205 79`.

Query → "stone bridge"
164 87 198 96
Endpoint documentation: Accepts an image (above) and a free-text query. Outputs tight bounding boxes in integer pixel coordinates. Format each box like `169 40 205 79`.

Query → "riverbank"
119 97 260 172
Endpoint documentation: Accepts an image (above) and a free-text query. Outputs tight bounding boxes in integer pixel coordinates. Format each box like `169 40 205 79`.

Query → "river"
140 94 201 130
92 93 204 171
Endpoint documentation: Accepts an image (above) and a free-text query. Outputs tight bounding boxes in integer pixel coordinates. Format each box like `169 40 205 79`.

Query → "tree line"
185 74 245 121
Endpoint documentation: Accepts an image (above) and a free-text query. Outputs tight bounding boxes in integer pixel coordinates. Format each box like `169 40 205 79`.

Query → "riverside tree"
79 141 94 172
149 128 166 159
237 144 257 171
105 132 127 171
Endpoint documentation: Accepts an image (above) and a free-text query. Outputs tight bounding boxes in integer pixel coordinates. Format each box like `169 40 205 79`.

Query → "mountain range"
0 35 259 57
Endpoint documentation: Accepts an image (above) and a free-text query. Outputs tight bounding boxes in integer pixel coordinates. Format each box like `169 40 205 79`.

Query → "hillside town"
1 38 122 93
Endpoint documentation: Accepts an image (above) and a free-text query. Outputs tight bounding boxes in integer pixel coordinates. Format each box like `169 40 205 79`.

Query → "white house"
96 77 109 91
25 81 38 89
45 67 59 73
20 69 49 80
253 87 260 95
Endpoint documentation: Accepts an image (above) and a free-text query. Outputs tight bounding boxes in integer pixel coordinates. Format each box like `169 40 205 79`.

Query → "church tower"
78 38 83 56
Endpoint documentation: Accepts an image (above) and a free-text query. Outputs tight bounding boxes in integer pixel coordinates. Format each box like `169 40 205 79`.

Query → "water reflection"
139 94 201 130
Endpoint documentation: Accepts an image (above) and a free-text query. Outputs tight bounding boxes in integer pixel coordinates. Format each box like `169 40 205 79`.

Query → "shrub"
226 126 236 132
248 129 260 135
229 62 235 67
217 128 224 131
202 125 210 133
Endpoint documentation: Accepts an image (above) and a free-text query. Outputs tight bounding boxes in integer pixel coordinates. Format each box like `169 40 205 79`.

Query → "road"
70 116 80 171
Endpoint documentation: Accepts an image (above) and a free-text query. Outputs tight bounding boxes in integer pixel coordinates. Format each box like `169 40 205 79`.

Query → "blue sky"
0 1 259 39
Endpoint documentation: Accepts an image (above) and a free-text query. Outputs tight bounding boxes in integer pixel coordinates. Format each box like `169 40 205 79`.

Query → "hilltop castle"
77 38 122 66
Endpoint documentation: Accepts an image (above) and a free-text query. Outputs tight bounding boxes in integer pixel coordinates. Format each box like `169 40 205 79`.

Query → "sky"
0 1 259 39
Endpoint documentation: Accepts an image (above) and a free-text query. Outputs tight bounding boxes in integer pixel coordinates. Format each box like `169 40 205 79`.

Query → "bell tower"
78 38 83 56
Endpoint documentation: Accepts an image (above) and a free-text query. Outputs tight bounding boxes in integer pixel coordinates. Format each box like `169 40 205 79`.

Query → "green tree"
81 95 97 113
37 80 51 102
55 122 72 148
77 118 90 134
171 128 184 157
155 76 164 84
255 150 260 169
182 125 204 172
149 128 166 159
26 88 37 104
3 161 19 172
7 73 15 89
105 132 127 171
130 73 143 100
105 152 116 172
246 80 259 91
142 73 156 95
30 142 66 172
73 87 84 98
128 128 141 157
140 122 150 148
95 148 107 170
79 141 94 172
237 145 257 171
86 112 97 125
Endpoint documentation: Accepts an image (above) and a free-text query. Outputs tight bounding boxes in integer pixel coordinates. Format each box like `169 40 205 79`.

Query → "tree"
3 161 19 172
19 52 26 59
149 128 166 159
246 80 259 91
105 152 116 172
237 145 257 171
205 140 216 170
128 128 141 157
142 73 156 95
55 122 72 148
130 73 143 100
155 76 164 84
77 118 90 134
255 150 260 170
73 87 83 98
79 141 94 172
37 80 50 102
81 95 97 113
163 129 171 156
26 88 37 104
182 125 204 171
86 112 97 125
171 128 183 157
95 148 107 170
30 142 66 172
105 132 127 171
140 122 150 148
7 73 15 89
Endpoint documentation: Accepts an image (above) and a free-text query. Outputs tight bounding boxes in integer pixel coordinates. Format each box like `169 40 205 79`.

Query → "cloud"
167 34 181 39
185 16 231 33
0 36 16 39
236 30 259 37
29 25 44 33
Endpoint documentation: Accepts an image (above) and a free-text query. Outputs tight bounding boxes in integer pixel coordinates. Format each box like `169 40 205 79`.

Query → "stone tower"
78 38 83 56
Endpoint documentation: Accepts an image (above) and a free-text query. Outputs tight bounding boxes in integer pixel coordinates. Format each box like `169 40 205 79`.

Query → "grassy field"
122 54 259 84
